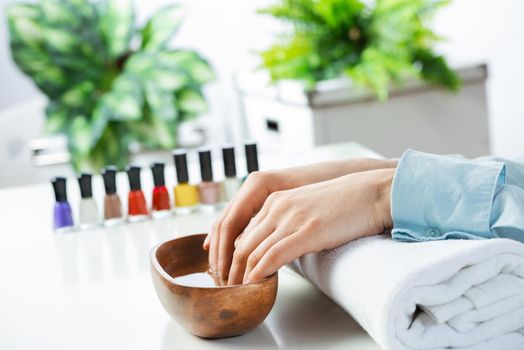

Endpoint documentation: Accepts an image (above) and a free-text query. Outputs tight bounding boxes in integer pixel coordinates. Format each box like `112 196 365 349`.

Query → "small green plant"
259 0 460 100
7 0 214 171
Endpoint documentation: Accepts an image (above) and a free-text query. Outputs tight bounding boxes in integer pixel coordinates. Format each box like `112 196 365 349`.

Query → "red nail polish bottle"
126 165 148 222
151 162 171 218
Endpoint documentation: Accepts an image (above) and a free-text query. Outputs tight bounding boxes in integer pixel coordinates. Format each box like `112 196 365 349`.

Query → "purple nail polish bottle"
52 177 74 233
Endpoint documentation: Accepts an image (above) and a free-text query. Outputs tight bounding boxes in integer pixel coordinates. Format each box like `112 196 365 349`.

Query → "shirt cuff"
391 149 506 242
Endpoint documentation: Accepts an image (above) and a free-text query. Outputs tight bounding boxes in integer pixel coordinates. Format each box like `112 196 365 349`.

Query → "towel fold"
289 234 524 350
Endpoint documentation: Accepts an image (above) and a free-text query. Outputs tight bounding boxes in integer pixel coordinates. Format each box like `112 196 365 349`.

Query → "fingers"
208 222 220 273
234 232 244 249
227 219 276 285
246 232 310 283
205 195 235 249
215 174 272 278
242 227 293 283
206 205 233 273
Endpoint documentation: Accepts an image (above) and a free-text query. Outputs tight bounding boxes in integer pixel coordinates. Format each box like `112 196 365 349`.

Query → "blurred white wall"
433 0 524 158
1 0 523 158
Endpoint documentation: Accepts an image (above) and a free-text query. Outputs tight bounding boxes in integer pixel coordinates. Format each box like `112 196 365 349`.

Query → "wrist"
374 168 394 231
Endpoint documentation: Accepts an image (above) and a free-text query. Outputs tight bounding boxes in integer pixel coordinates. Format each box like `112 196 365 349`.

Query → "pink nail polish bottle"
197 149 221 211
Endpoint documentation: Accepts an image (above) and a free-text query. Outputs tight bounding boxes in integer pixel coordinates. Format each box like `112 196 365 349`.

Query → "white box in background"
238 64 489 159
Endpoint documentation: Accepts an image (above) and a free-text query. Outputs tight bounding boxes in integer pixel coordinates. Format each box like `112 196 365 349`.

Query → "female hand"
226 168 394 285
204 158 397 278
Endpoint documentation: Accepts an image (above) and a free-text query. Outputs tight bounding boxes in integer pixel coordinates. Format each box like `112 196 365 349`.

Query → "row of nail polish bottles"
51 170 121 232
123 162 175 221
52 174 105 232
172 143 259 212
51 142 259 232
51 166 152 232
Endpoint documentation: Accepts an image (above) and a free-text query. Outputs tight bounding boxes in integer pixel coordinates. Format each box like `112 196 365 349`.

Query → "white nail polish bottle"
77 173 101 230
221 145 242 202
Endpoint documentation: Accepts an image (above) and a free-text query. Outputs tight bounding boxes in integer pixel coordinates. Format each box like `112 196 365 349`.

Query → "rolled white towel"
289 234 524 350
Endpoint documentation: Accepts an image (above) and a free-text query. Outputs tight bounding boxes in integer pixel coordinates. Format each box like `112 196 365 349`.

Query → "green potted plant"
259 0 460 99
238 0 489 159
6 0 214 171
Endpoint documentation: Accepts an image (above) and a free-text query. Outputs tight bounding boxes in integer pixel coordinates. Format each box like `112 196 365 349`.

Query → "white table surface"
0 142 383 349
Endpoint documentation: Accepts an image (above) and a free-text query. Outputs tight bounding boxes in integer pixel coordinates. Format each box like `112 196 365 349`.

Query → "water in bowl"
173 270 228 287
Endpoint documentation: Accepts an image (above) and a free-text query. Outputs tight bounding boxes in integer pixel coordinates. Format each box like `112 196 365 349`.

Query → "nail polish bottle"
244 142 259 181
197 149 221 210
101 166 124 226
126 165 149 222
221 145 242 201
173 150 199 214
151 162 171 219
51 177 74 233
77 173 100 230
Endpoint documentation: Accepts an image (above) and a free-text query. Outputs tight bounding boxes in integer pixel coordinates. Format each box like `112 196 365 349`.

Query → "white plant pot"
237 64 489 158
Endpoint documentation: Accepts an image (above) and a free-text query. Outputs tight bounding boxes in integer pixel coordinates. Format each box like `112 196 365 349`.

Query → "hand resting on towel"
203 158 397 285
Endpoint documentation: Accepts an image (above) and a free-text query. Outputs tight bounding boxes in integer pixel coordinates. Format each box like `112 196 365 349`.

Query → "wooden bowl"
150 233 278 338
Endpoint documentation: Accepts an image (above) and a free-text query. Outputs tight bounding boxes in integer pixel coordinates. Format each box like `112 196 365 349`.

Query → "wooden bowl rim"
150 234 277 290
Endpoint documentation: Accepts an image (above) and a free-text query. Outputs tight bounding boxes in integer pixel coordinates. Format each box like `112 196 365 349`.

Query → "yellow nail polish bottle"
173 150 199 214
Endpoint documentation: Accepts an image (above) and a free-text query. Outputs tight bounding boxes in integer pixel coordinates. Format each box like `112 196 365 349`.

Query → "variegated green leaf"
149 68 187 90
44 27 77 53
99 0 134 59
125 52 155 74
11 47 68 99
33 67 68 97
60 81 95 108
6 3 40 20
41 0 75 25
157 50 195 66
186 59 215 84
144 82 177 121
45 102 69 133
7 12 44 48
126 52 188 90
69 116 93 154
176 89 207 115
157 51 214 84
11 48 51 74
89 101 111 146
90 125 130 170
126 115 176 149
67 0 96 19
151 116 176 148
141 4 185 51
103 75 142 120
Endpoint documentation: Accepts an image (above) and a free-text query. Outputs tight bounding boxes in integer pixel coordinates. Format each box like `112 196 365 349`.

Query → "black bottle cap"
173 150 189 183
77 173 93 199
51 177 68 202
199 149 214 182
151 162 166 187
126 165 142 191
245 142 259 173
101 166 118 195
222 146 237 178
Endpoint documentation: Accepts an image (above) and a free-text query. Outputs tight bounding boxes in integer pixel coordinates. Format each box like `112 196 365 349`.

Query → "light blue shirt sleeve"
391 149 524 243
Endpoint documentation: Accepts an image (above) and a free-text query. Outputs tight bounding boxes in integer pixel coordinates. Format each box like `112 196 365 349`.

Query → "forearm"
265 158 398 191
